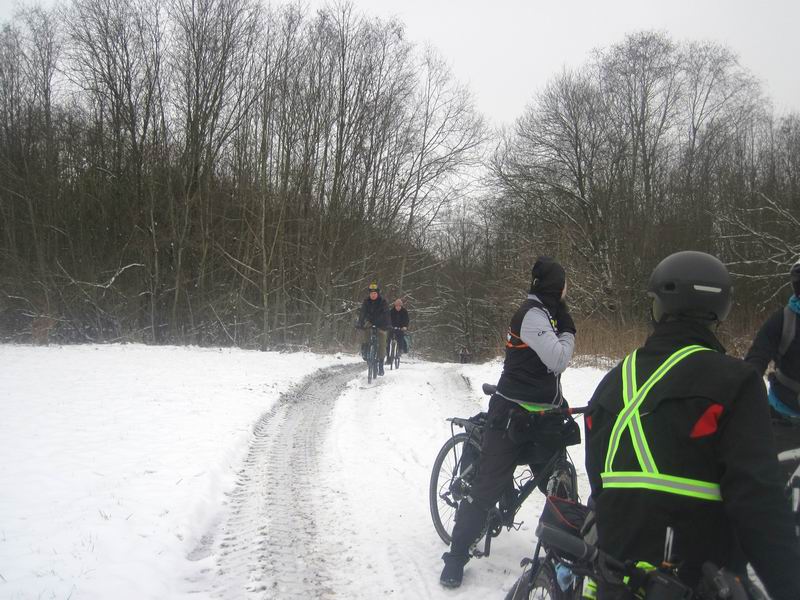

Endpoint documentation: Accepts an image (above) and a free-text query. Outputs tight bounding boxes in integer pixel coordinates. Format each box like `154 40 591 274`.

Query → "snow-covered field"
0 344 605 599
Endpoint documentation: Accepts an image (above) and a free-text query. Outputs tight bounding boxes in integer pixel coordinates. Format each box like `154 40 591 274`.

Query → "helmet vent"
693 285 721 293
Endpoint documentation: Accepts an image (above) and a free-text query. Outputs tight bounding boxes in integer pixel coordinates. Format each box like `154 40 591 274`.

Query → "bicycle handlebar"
536 523 752 600
536 523 600 563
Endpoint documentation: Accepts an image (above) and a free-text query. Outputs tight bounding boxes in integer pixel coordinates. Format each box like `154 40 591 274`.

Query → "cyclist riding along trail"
357 282 390 377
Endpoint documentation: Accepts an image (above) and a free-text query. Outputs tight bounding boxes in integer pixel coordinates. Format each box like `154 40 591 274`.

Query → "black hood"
529 257 566 306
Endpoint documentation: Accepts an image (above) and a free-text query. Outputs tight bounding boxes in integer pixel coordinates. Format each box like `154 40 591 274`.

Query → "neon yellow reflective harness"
600 344 723 502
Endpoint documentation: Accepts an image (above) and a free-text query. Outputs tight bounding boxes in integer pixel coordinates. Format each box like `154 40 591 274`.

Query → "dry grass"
572 319 649 368
572 314 766 369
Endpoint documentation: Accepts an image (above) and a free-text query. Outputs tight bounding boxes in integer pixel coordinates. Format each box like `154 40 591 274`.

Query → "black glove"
555 301 576 335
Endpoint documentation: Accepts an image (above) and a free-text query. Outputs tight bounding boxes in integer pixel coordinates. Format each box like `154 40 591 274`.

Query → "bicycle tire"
505 561 567 600
429 432 482 545
388 339 397 370
367 333 378 382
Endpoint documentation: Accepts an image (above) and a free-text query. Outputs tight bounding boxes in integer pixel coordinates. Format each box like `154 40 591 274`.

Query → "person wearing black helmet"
584 251 800 600
357 282 390 376
439 257 577 588
744 258 800 471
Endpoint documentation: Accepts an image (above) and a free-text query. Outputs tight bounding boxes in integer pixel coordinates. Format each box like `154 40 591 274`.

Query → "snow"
0 344 606 599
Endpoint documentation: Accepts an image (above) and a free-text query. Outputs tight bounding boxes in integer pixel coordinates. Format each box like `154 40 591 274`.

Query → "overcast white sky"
304 0 799 126
2 0 797 126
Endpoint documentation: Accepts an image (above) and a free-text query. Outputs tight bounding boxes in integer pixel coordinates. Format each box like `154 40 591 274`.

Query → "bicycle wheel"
394 342 400 369
367 335 378 382
505 561 566 600
429 432 482 544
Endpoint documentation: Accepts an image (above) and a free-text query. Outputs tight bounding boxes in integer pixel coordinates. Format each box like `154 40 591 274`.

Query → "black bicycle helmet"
648 251 733 323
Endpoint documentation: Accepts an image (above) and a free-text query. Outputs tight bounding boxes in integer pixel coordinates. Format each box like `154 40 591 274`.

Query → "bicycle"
356 324 381 383
506 502 759 600
504 445 800 600
429 383 587 559
778 447 800 537
387 328 402 370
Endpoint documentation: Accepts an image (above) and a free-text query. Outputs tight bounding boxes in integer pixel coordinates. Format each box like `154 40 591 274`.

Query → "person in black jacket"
439 257 577 588
585 251 800 600
744 259 800 466
387 298 409 360
357 282 390 375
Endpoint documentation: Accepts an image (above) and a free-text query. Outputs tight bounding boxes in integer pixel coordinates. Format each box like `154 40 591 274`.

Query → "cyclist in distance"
387 298 409 362
357 282 390 376
584 251 800 600
439 256 577 588
744 258 800 475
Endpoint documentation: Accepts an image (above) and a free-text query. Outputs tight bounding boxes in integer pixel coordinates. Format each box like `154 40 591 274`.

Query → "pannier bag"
507 409 581 448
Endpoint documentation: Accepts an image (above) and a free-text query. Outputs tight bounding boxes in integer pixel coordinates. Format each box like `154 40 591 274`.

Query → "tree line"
0 3 797 360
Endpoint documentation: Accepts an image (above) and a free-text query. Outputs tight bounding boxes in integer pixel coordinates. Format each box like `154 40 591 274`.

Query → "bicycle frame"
387 328 401 369
443 416 577 558
366 326 380 382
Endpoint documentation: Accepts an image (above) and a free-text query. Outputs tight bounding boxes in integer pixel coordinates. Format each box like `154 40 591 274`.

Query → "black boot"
439 499 486 588
439 552 469 588
378 362 385 376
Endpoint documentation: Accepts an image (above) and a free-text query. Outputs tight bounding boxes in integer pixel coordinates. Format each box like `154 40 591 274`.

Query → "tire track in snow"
187 362 362 599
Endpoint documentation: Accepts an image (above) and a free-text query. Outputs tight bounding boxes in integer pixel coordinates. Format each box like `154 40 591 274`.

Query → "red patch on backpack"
690 403 723 438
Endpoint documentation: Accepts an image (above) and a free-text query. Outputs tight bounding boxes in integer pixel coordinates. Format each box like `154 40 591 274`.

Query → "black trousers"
387 329 407 355
449 396 552 556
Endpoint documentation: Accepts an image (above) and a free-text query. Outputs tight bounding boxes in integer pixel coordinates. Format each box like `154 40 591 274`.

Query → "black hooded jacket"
358 295 390 329
496 257 574 404
389 306 409 329
585 320 800 599
745 303 800 412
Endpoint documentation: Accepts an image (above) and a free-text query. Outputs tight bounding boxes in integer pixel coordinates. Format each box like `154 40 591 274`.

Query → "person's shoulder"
521 304 552 325
588 361 625 407
690 350 763 395
692 348 749 370
756 306 786 329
